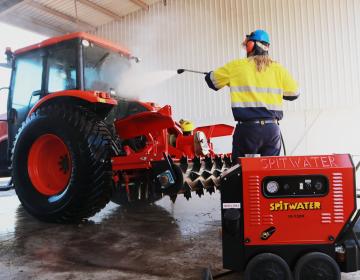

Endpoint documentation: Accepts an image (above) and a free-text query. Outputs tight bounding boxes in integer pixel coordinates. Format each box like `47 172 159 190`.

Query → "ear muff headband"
246 41 255 53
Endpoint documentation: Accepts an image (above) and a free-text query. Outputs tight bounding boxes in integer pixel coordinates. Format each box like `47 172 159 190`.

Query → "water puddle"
0 190 20 242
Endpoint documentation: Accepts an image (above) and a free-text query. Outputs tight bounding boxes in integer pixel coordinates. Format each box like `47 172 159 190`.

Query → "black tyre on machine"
294 252 341 280
244 253 293 280
12 103 118 223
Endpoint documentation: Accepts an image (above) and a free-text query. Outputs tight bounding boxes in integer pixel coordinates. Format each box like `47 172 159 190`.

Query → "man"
205 29 299 162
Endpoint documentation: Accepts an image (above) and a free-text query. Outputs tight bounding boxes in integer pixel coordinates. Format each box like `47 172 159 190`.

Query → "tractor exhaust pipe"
177 68 208 75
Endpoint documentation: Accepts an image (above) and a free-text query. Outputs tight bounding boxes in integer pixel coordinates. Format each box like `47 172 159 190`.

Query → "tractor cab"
0 33 133 174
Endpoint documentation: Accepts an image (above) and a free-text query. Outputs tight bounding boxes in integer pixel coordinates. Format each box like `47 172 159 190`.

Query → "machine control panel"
262 175 329 198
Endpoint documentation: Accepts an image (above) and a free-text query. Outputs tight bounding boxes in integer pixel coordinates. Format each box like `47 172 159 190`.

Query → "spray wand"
177 68 208 75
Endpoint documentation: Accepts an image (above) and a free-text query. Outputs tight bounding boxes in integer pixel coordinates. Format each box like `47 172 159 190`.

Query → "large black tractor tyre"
12 104 119 223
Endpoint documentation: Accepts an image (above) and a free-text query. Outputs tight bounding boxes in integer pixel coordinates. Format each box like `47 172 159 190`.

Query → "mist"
114 68 178 100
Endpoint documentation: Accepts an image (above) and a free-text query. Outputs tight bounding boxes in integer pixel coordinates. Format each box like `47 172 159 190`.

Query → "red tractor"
0 32 233 223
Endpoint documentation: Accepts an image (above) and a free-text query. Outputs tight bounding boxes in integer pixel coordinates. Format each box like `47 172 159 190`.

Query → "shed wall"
94 0 360 157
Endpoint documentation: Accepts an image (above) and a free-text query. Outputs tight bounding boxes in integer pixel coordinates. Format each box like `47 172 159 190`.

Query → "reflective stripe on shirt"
230 86 283 95
230 86 283 111
231 102 283 111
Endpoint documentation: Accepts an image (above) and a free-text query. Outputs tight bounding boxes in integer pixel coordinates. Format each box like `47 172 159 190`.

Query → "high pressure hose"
280 132 287 156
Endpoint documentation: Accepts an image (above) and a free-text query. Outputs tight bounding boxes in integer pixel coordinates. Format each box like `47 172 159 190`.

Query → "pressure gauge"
266 181 280 194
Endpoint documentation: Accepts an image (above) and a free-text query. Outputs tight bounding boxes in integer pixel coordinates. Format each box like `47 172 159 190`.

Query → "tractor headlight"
266 181 280 194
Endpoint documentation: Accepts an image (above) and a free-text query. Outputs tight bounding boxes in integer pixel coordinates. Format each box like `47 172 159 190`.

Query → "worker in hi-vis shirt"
205 29 299 162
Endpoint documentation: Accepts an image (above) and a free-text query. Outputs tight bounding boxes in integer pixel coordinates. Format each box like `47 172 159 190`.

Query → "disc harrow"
174 154 233 201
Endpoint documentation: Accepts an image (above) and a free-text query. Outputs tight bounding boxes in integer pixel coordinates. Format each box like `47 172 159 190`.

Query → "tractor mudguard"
28 90 117 117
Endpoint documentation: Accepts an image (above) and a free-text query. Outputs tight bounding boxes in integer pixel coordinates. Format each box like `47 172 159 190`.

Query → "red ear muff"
246 41 255 53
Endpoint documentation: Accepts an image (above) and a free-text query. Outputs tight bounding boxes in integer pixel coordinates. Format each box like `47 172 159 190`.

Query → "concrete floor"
0 177 360 280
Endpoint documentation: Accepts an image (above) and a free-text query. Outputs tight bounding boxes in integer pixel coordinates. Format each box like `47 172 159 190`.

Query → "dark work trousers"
232 122 281 163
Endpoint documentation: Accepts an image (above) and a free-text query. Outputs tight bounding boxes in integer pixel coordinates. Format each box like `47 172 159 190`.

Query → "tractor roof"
14 32 131 57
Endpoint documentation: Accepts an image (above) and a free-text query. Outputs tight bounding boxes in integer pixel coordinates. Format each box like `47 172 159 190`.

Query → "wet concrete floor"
0 177 360 279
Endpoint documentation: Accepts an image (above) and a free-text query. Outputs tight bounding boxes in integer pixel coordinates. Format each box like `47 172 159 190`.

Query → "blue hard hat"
247 30 270 44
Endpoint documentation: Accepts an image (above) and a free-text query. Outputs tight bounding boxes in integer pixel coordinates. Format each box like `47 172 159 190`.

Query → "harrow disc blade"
195 180 205 197
204 156 213 171
223 155 232 168
170 194 177 203
214 155 223 170
180 156 188 173
192 157 201 172
182 182 192 200
172 154 232 200
201 170 213 180
189 171 200 181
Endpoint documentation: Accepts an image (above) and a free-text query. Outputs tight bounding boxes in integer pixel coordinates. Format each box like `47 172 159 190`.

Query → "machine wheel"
294 252 340 280
244 253 292 280
12 103 118 223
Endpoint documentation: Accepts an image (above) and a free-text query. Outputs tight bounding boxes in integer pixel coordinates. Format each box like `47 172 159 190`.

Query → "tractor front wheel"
12 104 118 223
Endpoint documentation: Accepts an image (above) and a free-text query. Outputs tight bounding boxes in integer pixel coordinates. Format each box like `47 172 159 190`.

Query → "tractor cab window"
12 52 43 109
47 45 77 93
0 65 10 114
83 42 130 93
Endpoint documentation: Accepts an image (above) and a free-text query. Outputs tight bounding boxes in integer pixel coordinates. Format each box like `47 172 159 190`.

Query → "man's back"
209 57 299 121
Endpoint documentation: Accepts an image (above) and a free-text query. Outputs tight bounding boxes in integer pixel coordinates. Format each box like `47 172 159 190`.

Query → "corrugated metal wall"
94 0 360 121
93 0 360 156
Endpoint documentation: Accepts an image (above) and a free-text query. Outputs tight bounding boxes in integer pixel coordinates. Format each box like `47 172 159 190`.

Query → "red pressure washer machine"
216 154 360 280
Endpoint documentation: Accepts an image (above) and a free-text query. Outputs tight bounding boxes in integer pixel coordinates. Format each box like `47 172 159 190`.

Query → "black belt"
237 119 279 125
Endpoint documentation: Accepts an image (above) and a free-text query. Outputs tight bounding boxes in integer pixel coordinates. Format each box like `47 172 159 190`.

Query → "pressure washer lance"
177 69 208 75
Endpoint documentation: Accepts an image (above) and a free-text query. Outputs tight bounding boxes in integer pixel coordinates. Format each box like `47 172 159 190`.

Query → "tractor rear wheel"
244 253 292 280
12 104 118 223
294 252 340 280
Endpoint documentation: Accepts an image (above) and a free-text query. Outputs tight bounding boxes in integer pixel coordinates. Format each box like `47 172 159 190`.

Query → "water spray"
177 68 208 75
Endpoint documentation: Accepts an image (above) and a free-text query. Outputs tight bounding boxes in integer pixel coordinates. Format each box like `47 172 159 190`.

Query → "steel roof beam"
77 0 122 21
1 14 68 36
25 0 95 31
129 0 149 10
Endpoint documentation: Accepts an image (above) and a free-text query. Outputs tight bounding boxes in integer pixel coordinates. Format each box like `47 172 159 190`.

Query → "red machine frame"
112 101 234 171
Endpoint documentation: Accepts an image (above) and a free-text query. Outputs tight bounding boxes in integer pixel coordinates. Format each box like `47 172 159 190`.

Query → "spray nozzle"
130 56 141 63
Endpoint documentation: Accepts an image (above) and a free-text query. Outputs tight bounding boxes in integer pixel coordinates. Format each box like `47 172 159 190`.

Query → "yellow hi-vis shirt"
209 58 299 121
